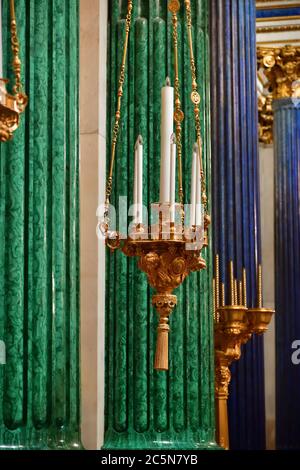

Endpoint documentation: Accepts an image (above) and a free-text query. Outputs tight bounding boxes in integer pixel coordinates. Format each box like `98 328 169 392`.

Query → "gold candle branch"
234 279 238 306
229 261 235 306
258 264 263 309
215 254 220 310
242 268 247 308
238 280 243 307
221 283 225 308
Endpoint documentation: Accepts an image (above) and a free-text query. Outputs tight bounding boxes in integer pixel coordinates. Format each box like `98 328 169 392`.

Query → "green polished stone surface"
104 0 217 450
0 0 81 450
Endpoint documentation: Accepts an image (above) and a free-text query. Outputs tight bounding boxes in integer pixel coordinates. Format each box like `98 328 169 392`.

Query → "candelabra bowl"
121 237 206 370
217 305 248 336
247 307 275 335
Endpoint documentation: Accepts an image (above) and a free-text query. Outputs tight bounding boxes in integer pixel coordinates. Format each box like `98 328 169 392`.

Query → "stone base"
103 429 221 450
0 427 83 450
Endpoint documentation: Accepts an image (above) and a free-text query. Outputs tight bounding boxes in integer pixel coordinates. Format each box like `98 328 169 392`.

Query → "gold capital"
258 46 300 100
257 46 300 144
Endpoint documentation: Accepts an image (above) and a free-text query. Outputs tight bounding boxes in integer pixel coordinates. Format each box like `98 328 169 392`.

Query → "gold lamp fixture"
0 0 27 142
101 0 210 371
214 256 274 449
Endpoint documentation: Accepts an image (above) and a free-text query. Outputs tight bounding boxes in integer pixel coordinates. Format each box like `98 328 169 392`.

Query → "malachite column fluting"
0 0 81 449
210 0 266 449
275 98 300 450
104 0 217 450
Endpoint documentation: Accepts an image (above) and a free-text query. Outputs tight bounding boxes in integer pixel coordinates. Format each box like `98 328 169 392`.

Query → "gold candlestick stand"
214 257 274 449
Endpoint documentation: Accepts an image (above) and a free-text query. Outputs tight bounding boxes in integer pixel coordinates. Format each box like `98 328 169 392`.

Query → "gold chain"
184 0 210 244
105 0 133 206
169 0 184 225
184 0 207 212
9 0 27 109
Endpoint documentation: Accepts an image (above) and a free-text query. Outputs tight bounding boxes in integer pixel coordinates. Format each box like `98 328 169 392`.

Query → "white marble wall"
259 144 276 450
80 0 107 450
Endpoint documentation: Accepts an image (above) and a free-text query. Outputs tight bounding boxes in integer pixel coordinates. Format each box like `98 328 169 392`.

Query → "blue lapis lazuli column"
210 0 266 449
274 98 300 450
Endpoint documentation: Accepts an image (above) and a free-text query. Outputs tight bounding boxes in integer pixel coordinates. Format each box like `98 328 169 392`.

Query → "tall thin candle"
196 146 202 227
190 143 198 227
159 77 174 204
170 133 177 223
134 135 143 225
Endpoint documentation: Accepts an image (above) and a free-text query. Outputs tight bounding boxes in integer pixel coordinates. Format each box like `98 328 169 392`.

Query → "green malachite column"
105 0 216 450
0 0 80 449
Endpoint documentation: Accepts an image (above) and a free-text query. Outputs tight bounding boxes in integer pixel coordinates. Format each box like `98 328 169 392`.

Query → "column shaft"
104 0 217 450
275 98 300 450
0 0 81 449
210 0 266 449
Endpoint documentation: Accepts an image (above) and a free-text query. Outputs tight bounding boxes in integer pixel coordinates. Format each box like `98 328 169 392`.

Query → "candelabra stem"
153 294 177 371
215 388 230 450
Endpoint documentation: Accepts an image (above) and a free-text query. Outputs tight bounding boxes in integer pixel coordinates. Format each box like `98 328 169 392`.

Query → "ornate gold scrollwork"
123 240 206 370
257 46 300 144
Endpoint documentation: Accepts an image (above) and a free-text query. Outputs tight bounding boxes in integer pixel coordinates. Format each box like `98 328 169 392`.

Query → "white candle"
169 133 177 223
160 77 174 204
196 145 202 227
133 143 138 221
134 135 143 225
190 143 198 227
0 0 3 78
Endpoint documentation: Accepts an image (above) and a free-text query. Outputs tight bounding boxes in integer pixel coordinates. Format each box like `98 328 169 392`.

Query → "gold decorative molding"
258 94 274 145
256 1 300 9
258 39 300 45
257 15 300 22
257 45 300 144
257 24 300 33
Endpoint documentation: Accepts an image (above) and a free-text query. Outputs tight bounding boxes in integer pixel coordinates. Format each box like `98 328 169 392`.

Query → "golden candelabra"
102 0 210 371
214 256 274 449
0 0 27 142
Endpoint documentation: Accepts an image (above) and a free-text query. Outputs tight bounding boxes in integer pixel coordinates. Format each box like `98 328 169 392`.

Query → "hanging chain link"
9 0 27 110
184 0 210 240
105 0 133 214
169 0 185 226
